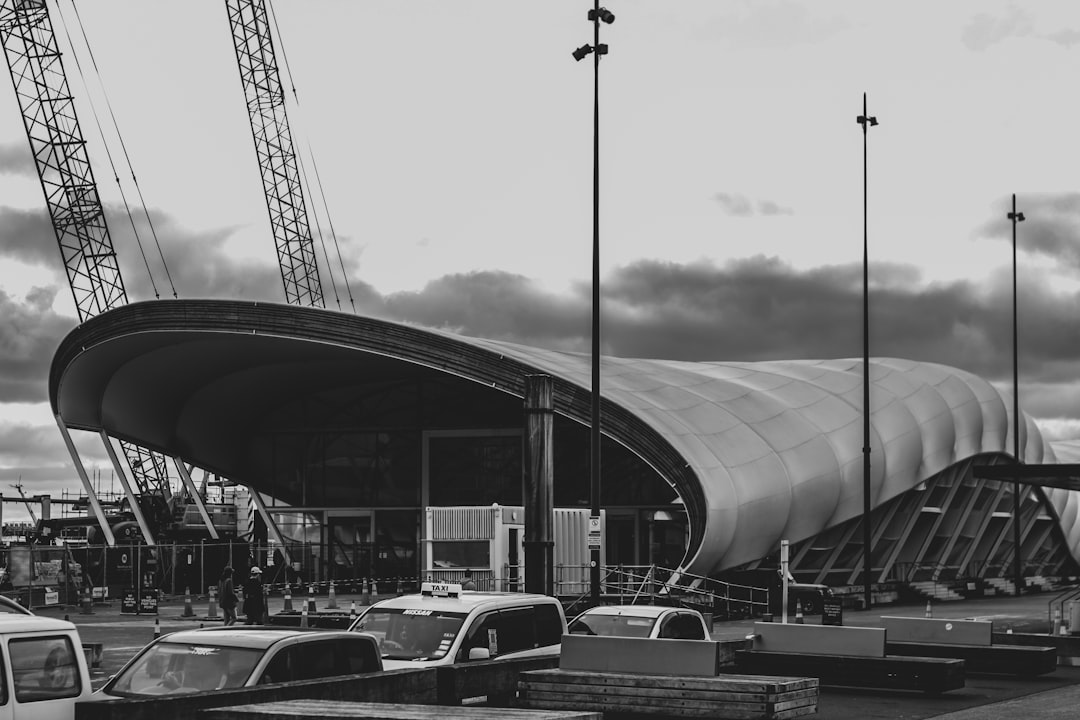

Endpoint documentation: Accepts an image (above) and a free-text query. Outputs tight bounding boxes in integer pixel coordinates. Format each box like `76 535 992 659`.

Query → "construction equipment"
0 0 208 545
226 0 324 308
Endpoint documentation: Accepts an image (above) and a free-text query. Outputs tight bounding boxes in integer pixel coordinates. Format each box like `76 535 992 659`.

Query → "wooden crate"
735 650 965 694
518 668 818 719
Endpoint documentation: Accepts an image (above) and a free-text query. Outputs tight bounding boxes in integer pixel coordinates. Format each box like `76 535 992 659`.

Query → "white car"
0 612 93 720
348 582 566 670
91 627 381 699
568 605 712 640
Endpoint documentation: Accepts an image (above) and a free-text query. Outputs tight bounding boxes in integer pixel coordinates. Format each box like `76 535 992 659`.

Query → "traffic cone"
306 584 317 614
182 587 194 618
794 599 804 624
80 586 93 615
300 601 309 628
350 600 357 617
153 616 161 639
1053 607 1062 636
396 578 404 596
327 581 338 610
283 586 293 612
207 586 219 620
361 577 371 606
925 600 932 619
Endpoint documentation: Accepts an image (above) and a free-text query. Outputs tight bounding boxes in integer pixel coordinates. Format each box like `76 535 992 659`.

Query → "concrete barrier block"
751 622 886 657
882 616 992 646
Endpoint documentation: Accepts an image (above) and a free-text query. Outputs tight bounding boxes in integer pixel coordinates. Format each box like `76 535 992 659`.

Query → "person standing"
218 566 238 626
461 569 477 591
242 566 266 625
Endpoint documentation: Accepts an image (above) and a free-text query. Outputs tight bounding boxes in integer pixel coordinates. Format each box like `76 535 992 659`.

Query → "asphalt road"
32 587 1080 718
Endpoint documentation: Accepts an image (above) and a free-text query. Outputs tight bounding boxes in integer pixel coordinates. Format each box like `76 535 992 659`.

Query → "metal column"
172 457 220 539
99 431 156 545
54 417 115 546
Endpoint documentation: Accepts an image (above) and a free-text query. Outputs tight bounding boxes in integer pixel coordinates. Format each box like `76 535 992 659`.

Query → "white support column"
98 431 156 546
54 417 115 546
172 457 220 539
248 490 292 566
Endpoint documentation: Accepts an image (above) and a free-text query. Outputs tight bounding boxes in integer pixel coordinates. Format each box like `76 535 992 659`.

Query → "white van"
348 583 566 670
0 613 93 720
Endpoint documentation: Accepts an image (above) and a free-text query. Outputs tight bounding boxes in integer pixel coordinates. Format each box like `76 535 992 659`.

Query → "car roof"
0 595 33 616
0 613 76 633
368 590 558 614
576 605 680 619
155 626 363 650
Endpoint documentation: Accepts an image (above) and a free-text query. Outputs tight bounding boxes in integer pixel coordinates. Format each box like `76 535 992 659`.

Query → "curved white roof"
471 339 1078 575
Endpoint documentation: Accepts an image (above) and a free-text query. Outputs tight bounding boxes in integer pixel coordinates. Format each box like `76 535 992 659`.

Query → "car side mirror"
468 647 491 661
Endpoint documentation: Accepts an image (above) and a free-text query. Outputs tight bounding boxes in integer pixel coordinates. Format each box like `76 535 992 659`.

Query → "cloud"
0 287 73 403
963 7 1035 51
715 193 793 217
0 421 71 468
0 206 66 267
977 193 1080 274
0 142 35 177
703 1 847 49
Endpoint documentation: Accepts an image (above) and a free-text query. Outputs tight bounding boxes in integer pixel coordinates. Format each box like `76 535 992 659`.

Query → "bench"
993 631 1080 666
518 635 818 719
735 622 965 694
201 699 600 719
881 617 1057 676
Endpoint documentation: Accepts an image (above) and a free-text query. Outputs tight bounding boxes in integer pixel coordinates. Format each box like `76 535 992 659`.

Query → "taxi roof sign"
421 582 462 598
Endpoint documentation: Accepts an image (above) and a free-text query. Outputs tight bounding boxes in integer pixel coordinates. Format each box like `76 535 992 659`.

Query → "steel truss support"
54 417 115 546
172 458 220 539
248 490 292 567
99 432 156 545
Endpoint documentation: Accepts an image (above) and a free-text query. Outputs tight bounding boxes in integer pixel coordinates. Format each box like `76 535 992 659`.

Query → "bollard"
153 616 161 639
372 580 379 597
207 586 219 620
307 584 317 614
80 586 93 615
794 599 804 624
396 578 404 596
361 577 371 606
283 586 293 613
182 587 195 618
64 614 70 622
327 581 338 610
1053 607 1063 636
300 600 309 628
925 600 932 619
350 600 357 617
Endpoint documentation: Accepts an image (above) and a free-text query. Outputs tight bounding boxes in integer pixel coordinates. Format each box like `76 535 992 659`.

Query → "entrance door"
327 513 373 583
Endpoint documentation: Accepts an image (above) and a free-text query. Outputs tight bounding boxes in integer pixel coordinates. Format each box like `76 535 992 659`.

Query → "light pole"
856 93 878 612
573 1 614 605
1007 194 1025 597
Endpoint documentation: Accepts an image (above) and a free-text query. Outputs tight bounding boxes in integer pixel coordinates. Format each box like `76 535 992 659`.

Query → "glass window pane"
10 636 80 702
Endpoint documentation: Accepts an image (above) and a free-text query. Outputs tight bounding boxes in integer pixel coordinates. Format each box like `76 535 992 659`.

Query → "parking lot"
31 588 1080 718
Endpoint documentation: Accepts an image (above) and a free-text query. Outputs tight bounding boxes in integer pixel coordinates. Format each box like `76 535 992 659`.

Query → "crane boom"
226 0 324 308
1 0 173 541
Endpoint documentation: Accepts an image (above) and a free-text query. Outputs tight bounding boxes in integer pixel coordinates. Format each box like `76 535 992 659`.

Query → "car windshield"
569 612 658 638
353 608 467 661
106 642 262 697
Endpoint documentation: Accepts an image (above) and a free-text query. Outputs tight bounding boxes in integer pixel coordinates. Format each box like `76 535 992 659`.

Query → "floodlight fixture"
573 44 594 61
588 7 616 24
1008 211 1026 222
857 114 878 128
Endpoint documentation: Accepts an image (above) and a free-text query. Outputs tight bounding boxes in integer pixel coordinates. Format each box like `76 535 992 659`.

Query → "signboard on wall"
121 590 138 614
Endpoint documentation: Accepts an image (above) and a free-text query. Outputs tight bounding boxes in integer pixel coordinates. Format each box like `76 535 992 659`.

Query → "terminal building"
49 299 1080 593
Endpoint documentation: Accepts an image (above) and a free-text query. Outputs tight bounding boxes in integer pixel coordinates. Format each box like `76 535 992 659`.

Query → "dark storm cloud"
0 206 64 266
715 193 793 217
367 257 1078 400
978 194 1080 273
0 287 73 403
0 141 35 176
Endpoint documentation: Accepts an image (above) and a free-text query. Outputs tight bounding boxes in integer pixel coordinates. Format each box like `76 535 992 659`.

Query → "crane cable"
267 0 357 314
64 0 178 299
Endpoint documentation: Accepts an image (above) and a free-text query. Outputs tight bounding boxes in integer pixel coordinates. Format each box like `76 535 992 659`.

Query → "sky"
2 1 1080 524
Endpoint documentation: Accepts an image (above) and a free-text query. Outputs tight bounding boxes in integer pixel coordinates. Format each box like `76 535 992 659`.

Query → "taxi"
348 582 566 670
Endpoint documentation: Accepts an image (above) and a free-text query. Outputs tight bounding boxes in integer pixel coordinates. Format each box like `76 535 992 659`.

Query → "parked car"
568 605 712 640
91 626 381 699
0 594 33 615
0 612 93 719
348 582 566 670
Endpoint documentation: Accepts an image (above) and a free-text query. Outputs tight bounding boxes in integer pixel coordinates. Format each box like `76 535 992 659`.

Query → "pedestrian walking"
242 566 266 625
218 566 238 626
461 568 477 591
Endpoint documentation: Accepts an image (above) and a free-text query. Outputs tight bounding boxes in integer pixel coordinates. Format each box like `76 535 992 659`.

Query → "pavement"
26 587 1080 718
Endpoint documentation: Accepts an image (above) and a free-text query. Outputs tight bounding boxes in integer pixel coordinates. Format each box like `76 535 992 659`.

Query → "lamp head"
588 7 616 24
572 44 594 61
